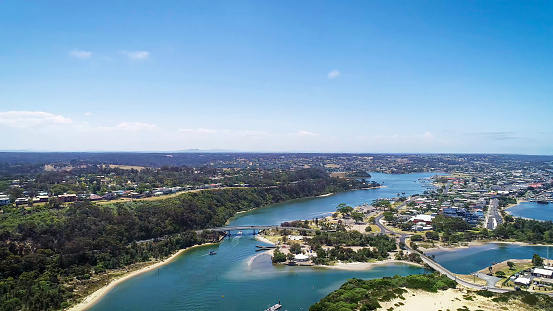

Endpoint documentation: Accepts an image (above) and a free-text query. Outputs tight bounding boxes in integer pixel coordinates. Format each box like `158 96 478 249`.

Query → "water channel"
88 172 549 310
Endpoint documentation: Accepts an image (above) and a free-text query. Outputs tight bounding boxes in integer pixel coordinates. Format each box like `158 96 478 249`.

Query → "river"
88 172 434 311
427 243 553 275
506 201 553 221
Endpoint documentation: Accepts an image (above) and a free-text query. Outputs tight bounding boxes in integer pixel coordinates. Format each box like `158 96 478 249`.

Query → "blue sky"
1 1 552 153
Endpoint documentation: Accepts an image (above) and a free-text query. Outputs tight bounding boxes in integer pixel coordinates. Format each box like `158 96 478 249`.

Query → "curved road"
374 201 510 293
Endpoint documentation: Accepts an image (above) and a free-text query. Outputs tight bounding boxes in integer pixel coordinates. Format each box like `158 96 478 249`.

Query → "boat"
209 251 217 255
265 302 282 311
237 230 243 235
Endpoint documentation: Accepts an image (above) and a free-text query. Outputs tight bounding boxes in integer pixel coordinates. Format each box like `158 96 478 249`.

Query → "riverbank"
379 288 522 311
321 259 423 271
422 240 553 253
66 242 217 311
504 199 529 211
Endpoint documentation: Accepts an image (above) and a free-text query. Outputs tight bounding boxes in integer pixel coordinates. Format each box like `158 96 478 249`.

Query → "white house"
533 268 553 278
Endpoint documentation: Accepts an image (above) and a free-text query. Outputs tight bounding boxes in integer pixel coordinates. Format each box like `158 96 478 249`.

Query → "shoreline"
255 234 421 271
319 259 423 271
423 240 553 253
503 199 528 212
67 242 216 311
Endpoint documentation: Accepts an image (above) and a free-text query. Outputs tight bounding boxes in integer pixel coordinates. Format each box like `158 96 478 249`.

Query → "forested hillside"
0 177 365 310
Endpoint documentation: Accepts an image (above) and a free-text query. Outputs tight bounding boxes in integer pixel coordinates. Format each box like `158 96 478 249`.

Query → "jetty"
255 245 277 251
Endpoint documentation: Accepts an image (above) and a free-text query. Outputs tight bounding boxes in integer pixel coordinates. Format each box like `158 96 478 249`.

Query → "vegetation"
493 218 553 244
303 231 397 265
0 176 362 311
309 273 456 311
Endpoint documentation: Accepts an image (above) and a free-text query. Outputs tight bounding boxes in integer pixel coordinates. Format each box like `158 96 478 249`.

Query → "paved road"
475 272 503 288
486 198 502 230
444 180 452 195
373 199 510 293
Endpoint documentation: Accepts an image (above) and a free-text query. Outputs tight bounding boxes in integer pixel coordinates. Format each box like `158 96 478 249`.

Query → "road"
444 180 452 195
486 198 502 230
374 199 508 292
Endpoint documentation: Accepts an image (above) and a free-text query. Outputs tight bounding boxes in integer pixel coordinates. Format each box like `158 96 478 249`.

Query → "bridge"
201 225 326 235
374 200 511 293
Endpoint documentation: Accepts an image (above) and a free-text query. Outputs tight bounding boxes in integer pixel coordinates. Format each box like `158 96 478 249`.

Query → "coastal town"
2 153 553 311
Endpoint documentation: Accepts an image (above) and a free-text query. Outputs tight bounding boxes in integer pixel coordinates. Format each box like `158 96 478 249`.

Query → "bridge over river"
203 225 330 234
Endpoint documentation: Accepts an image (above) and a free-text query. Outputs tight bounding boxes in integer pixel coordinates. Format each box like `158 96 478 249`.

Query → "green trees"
507 261 515 270
0 177 364 311
289 243 302 254
411 234 423 241
337 203 353 215
532 254 544 267
272 249 286 263
351 211 364 223
425 231 439 240
310 274 456 311
372 200 391 210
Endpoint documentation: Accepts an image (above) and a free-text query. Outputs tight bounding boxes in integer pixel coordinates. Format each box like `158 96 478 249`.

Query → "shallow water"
428 243 553 274
506 201 553 221
89 172 437 311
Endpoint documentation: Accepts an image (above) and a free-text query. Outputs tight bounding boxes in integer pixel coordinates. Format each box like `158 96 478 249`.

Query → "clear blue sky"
1 1 552 154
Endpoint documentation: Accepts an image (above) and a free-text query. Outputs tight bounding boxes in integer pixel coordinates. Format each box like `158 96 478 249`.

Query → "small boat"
237 230 243 235
209 251 217 255
265 302 282 311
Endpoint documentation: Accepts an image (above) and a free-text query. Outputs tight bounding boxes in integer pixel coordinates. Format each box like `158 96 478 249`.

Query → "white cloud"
119 50 150 60
116 122 156 130
327 70 341 79
296 130 320 137
179 128 219 134
69 50 92 59
0 111 73 129
85 112 92 116
99 122 157 131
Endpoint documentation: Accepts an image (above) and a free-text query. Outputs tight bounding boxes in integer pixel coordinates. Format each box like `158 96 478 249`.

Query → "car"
482 286 488 290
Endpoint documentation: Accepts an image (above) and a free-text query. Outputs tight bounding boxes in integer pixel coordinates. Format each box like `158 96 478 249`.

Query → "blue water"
506 201 553 221
88 172 437 311
428 243 552 274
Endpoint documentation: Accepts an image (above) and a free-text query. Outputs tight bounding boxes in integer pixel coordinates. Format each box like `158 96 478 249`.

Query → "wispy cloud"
119 50 150 60
69 50 92 59
179 128 219 134
99 122 157 131
327 70 341 79
468 131 522 140
296 130 319 137
0 111 74 129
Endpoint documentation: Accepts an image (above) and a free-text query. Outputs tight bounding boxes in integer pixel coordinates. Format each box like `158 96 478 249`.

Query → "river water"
88 172 434 311
506 201 553 221
427 243 553 275
87 172 553 310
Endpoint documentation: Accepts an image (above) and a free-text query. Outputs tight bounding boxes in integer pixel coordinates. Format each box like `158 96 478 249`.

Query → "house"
89 194 102 201
513 277 532 286
15 198 29 205
533 268 553 278
58 194 77 202
294 254 309 262
33 195 49 203
410 214 433 225
0 195 10 206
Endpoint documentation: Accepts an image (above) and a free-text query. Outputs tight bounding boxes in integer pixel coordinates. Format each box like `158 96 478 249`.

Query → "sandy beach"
378 288 525 311
321 259 423 271
423 240 553 253
66 243 216 311
255 235 276 245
